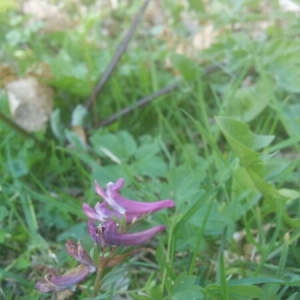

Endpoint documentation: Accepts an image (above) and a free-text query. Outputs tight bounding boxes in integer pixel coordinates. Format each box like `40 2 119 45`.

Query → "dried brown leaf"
6 76 53 132
22 0 70 33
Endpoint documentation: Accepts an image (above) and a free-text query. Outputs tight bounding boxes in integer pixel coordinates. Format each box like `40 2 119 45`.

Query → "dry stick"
84 0 151 110
100 83 179 126
99 65 221 127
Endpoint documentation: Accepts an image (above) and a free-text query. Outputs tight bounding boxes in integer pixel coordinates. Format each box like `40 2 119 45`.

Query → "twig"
84 0 151 109
100 83 179 126
99 64 221 127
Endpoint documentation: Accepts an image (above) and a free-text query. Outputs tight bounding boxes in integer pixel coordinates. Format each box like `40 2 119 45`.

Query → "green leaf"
282 104 300 138
286 293 299 300
50 108 65 143
0 206 8 222
170 54 200 82
277 188 300 201
229 285 265 298
216 116 300 227
101 266 128 289
71 104 87 127
228 79 272 122
150 286 163 299
91 130 137 162
131 156 167 178
215 117 274 151
217 253 228 300
189 202 229 236
187 0 205 13
171 272 203 300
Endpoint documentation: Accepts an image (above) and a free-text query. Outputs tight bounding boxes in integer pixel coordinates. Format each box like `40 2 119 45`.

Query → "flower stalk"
35 178 174 297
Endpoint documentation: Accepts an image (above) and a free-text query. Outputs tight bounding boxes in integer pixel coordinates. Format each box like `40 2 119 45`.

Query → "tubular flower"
65 240 96 272
89 178 174 222
35 265 90 293
88 219 166 246
82 202 122 222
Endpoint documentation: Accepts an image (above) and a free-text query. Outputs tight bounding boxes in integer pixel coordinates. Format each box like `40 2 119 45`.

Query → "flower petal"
106 180 174 219
88 220 105 246
94 179 175 221
95 180 126 214
35 265 90 293
83 202 122 222
88 219 165 246
65 240 96 272
105 225 166 246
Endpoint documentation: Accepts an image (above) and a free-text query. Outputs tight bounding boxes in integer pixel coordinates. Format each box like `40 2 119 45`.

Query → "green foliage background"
1 0 300 299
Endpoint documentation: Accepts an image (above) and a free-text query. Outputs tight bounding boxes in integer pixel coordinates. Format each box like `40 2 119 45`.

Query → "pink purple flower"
83 178 174 222
35 265 90 293
88 219 166 246
65 240 96 272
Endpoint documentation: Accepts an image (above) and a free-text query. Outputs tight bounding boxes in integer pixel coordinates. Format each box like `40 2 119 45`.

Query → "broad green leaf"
167 165 201 209
216 116 300 227
71 104 87 126
228 79 272 122
215 117 274 151
189 202 229 236
48 50 90 96
229 285 265 298
91 130 137 162
131 156 167 178
277 188 300 201
134 143 160 160
173 273 197 293
150 286 163 299
231 166 259 203
269 58 300 93
171 272 203 300
171 286 204 300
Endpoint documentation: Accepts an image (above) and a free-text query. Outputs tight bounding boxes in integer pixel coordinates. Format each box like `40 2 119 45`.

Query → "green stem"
92 247 117 297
